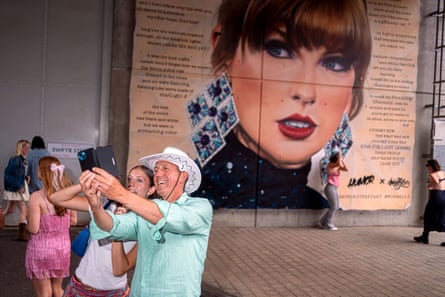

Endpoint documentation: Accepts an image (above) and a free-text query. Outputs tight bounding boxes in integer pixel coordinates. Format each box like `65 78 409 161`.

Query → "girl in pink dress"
25 156 77 297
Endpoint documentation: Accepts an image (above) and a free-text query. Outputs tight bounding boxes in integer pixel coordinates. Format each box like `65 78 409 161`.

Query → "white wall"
0 0 113 225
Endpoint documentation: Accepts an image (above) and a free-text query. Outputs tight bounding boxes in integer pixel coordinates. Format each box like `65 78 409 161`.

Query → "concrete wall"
0 0 438 227
0 0 113 225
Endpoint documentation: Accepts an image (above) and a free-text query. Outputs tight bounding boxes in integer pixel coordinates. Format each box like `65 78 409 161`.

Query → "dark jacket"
4 156 26 192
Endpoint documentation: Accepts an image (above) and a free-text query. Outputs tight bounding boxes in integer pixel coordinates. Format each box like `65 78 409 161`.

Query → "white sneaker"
327 224 338 231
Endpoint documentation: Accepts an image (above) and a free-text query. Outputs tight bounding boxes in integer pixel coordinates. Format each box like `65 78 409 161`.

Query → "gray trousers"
320 183 339 226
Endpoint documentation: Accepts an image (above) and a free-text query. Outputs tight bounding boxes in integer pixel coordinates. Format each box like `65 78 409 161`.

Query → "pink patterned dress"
25 191 71 279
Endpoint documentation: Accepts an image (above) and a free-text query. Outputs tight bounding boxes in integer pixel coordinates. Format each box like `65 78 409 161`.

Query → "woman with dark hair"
319 151 348 230
27 136 50 194
414 159 445 245
190 0 372 209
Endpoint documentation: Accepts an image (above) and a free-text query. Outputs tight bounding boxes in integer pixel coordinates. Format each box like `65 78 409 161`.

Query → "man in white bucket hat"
79 147 213 297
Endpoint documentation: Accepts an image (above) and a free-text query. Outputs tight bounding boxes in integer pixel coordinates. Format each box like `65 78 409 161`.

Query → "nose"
292 93 315 105
291 82 316 106
288 60 317 106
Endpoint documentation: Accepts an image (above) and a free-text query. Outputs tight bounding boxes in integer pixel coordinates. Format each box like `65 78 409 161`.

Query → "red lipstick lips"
277 114 316 140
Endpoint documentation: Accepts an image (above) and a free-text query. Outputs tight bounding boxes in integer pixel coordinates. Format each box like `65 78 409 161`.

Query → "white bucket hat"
139 147 202 194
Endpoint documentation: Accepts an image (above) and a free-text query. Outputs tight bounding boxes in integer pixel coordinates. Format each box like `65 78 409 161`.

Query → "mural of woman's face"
227 27 355 169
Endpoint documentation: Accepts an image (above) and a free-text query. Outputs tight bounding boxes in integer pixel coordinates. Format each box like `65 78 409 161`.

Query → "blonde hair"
14 139 30 156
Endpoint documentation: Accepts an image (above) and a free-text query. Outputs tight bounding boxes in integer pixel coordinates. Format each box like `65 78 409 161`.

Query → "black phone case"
78 145 120 177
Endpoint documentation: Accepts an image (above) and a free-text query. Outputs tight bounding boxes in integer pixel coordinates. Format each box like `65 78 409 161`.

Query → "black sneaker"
413 235 428 244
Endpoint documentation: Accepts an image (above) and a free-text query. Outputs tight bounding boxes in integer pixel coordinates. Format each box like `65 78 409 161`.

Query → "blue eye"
322 57 352 72
264 40 292 58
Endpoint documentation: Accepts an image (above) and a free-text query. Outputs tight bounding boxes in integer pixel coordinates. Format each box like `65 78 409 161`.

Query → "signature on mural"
347 175 375 187
387 177 410 190
347 175 410 191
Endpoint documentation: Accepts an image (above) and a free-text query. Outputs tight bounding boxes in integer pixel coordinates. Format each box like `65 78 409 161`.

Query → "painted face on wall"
227 26 355 169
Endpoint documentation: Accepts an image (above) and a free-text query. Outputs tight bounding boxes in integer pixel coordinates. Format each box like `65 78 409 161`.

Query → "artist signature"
387 177 410 190
347 175 410 190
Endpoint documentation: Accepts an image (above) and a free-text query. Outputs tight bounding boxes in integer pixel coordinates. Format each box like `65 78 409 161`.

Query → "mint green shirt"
89 193 213 297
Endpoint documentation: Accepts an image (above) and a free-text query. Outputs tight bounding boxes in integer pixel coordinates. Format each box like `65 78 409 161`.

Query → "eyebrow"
128 175 145 178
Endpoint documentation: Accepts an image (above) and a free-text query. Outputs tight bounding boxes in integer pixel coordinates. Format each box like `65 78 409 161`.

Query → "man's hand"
90 167 128 205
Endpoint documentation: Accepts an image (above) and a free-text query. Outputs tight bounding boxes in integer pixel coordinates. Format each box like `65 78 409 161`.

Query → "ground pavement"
1 225 444 296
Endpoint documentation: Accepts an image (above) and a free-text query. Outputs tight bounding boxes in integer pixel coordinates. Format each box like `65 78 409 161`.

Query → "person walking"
414 159 445 245
2 139 31 240
27 136 50 194
80 147 213 297
319 151 348 231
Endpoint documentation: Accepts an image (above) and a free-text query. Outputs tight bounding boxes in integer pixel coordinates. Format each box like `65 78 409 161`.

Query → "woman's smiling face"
126 167 151 197
227 27 355 169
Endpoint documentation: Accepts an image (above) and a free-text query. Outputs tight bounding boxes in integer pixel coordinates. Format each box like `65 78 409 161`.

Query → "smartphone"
77 145 120 177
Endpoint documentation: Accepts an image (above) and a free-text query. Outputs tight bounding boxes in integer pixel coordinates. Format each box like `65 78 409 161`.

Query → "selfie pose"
80 147 212 297
50 165 155 296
